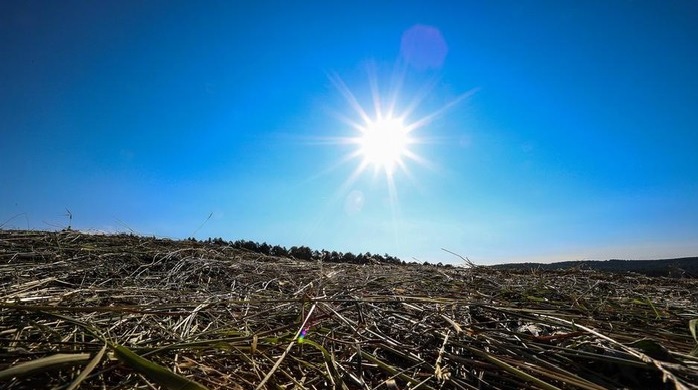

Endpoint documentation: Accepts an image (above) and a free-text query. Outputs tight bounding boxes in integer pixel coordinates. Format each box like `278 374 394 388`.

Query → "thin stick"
441 248 477 268
190 212 213 237
256 302 317 389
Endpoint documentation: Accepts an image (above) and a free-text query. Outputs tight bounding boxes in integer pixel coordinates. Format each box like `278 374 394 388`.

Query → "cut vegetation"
1 230 697 389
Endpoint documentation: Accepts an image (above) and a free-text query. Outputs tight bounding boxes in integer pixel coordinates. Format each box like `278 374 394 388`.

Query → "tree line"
191 237 407 265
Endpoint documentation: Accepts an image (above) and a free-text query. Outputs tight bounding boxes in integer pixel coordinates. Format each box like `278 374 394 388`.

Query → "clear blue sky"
2 1 697 264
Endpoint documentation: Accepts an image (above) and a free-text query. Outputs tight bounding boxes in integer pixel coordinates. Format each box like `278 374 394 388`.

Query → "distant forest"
491 257 698 278
197 237 698 278
4 229 695 277
195 236 407 265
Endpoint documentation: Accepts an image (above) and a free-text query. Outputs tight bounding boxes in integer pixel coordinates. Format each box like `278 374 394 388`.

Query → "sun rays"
326 66 475 202
293 63 475 250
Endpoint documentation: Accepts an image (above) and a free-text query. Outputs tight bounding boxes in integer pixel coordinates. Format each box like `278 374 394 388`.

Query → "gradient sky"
2 1 697 264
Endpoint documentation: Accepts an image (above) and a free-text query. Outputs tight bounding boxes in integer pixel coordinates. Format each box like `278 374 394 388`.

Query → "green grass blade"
0 353 91 381
297 338 344 388
65 343 107 390
112 344 208 390
689 319 698 343
689 319 698 356
466 347 562 390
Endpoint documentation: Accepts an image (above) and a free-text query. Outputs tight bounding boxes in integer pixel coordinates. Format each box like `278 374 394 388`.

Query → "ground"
1 230 697 389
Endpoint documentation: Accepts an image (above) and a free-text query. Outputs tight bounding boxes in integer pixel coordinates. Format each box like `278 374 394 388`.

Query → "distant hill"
490 257 698 278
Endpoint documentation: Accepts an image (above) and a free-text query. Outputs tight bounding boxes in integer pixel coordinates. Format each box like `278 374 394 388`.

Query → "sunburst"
297 65 474 248
328 67 474 199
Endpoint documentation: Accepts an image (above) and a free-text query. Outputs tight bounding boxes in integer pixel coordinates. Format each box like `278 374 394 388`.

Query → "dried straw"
1 229 697 389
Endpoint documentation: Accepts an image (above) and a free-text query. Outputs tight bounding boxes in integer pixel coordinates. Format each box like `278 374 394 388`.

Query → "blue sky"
2 1 697 264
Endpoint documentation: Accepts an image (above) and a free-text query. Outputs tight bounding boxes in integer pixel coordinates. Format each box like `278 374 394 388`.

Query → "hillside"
1 229 697 389
491 258 698 278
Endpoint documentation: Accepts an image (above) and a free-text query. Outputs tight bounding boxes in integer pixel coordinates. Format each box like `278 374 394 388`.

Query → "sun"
315 66 475 206
359 116 411 176
300 65 474 245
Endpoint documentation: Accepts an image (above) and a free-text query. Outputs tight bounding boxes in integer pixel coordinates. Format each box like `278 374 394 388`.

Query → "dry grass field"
1 229 697 389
